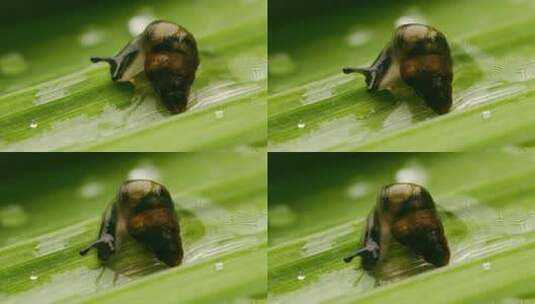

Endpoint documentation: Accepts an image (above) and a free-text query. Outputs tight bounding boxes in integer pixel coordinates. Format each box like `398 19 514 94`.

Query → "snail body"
80 179 183 267
344 183 450 273
91 20 199 114
343 24 453 114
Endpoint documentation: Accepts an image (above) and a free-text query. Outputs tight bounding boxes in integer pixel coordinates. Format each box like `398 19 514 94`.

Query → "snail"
343 24 453 114
91 20 200 114
80 179 183 267
344 183 450 273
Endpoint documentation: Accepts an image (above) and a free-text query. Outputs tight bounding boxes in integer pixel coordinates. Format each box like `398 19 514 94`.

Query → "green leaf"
0 0 267 151
268 0 535 151
268 152 535 303
0 153 267 303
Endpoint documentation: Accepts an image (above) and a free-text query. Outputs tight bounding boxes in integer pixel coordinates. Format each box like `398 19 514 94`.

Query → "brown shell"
345 183 450 271
90 20 199 114
378 183 450 267
141 21 200 114
80 180 183 267
343 23 453 115
395 24 453 114
118 180 184 267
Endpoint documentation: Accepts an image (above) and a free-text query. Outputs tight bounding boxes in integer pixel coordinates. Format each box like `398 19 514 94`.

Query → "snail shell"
91 20 199 114
344 183 450 273
80 179 183 267
344 24 453 114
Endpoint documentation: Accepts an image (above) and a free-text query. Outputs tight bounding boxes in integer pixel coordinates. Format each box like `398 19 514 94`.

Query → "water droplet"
79 28 105 47
269 205 296 228
0 52 29 75
346 182 370 199
297 121 306 129
215 110 225 120
128 162 161 181
482 262 492 271
481 110 492 120
297 271 306 281
347 30 372 47
215 262 224 271
396 162 428 185
0 205 28 228
79 181 104 199
269 115 366 152
29 272 38 281
269 53 296 76
30 120 38 129
128 13 156 37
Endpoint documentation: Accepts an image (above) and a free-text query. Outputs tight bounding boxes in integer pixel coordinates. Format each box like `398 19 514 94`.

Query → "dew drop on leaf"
30 120 38 129
29 272 38 281
215 110 225 120
481 110 492 120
